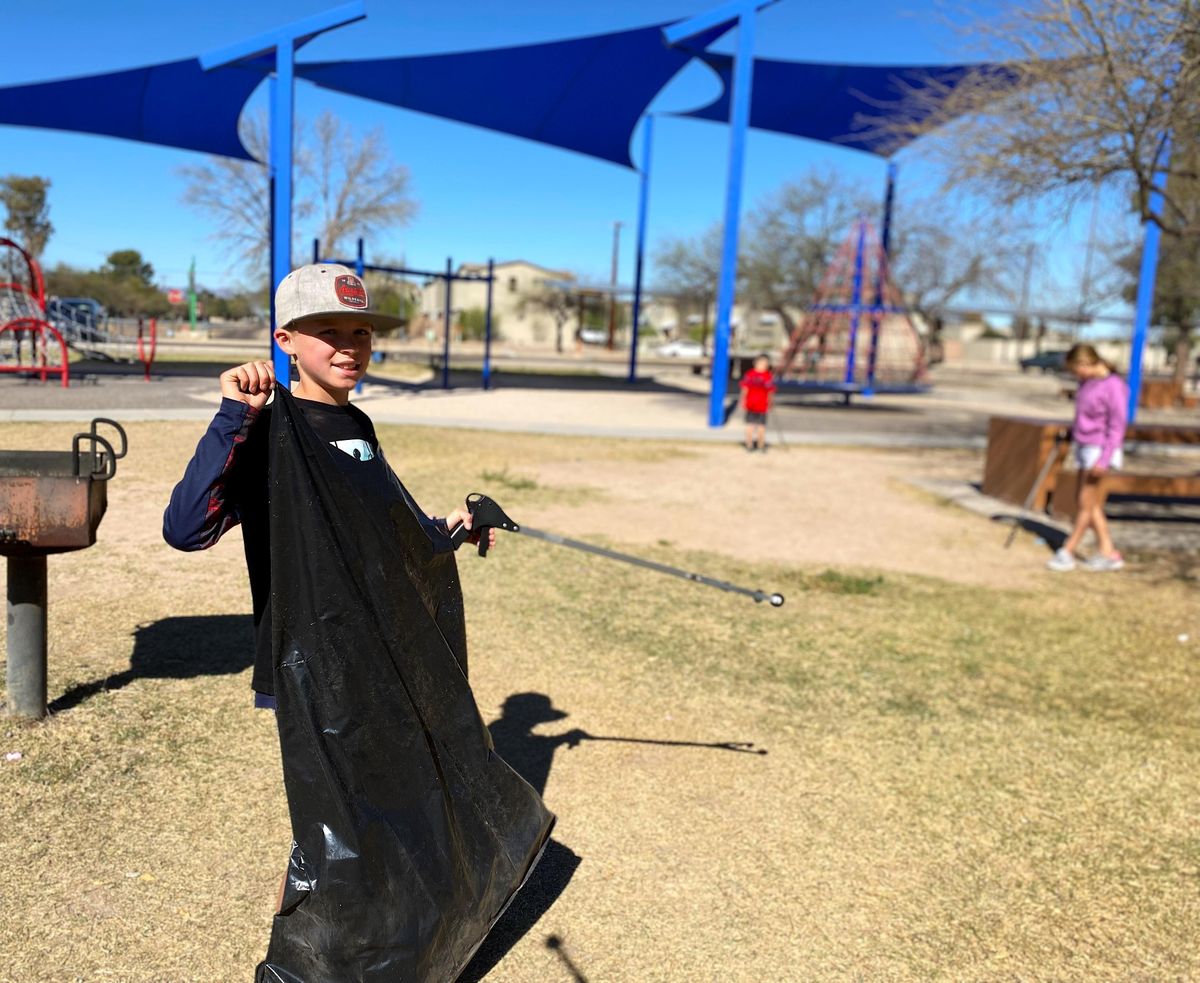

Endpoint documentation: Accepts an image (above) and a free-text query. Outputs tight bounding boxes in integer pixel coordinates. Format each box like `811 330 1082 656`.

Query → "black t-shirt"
297 397 377 462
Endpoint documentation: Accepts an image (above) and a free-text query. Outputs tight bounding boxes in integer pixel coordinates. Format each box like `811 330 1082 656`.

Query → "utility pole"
607 221 623 350
1017 243 1035 347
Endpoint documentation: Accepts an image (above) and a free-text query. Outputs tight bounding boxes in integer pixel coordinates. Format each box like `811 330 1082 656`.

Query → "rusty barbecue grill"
1 418 127 718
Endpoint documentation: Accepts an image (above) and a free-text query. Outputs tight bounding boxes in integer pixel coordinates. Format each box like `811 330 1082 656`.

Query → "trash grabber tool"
1003 429 1068 549
449 493 785 607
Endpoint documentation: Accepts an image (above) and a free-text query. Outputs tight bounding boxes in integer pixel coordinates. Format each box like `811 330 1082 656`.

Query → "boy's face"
277 317 373 399
754 356 770 372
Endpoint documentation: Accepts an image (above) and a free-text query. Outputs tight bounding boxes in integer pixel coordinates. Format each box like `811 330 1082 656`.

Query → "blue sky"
0 0 1132 315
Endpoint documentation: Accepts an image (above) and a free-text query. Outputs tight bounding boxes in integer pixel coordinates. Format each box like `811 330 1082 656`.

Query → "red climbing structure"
778 217 926 400
0 238 69 387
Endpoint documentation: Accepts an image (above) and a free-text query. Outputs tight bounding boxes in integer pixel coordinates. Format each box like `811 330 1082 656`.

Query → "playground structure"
777 215 928 402
0 238 69 387
313 237 496 390
0 238 158 385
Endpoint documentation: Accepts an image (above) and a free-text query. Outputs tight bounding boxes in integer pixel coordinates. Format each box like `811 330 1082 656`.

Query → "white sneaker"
1046 548 1077 572
1084 552 1125 572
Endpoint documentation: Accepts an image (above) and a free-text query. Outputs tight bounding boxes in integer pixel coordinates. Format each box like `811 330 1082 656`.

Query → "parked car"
1019 350 1068 374
655 339 708 358
578 327 608 345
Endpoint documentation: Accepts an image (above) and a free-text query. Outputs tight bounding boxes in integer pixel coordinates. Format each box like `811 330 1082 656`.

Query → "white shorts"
1075 443 1123 471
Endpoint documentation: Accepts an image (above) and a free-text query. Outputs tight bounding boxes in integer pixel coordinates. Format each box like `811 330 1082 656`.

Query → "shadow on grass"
461 693 765 981
49 614 254 714
989 513 1066 550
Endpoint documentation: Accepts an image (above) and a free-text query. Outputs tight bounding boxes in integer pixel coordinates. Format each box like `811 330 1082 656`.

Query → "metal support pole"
707 14 758 425
483 258 495 391
1129 140 1170 423
844 218 868 385
663 1 778 425
6 555 47 719
442 257 453 390
312 238 320 263
629 115 654 383
865 162 897 392
199 1 367 390
270 61 295 386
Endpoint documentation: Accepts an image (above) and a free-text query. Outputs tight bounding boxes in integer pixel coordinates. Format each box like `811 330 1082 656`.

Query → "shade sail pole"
1128 137 1170 423
201 1 367 385
629 114 654 383
865 161 897 393
665 0 779 427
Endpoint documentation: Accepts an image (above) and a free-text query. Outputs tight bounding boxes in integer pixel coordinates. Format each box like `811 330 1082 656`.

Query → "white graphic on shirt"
330 438 375 462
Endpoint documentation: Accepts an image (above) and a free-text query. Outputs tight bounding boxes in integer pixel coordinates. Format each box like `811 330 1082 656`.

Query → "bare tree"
179 111 415 284
867 0 1198 235
518 280 581 353
178 112 278 281
888 194 1029 320
653 224 722 341
304 112 417 258
738 170 872 337
655 169 1030 343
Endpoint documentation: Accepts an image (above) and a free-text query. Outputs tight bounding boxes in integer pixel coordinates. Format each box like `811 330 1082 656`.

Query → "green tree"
103 250 155 286
459 306 501 342
0 176 53 257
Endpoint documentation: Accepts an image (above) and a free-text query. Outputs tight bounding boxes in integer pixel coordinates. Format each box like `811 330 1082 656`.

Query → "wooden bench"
982 416 1200 522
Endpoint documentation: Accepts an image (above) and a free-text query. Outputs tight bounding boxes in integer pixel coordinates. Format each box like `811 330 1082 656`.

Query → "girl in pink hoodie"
1047 344 1129 572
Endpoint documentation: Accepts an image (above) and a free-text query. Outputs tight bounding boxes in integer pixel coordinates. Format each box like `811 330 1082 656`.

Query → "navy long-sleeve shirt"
163 396 452 696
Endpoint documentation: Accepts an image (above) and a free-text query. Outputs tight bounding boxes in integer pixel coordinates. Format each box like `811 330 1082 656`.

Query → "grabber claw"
448 492 521 556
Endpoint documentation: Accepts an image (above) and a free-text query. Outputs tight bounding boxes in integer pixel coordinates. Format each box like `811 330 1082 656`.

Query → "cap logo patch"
334 275 368 309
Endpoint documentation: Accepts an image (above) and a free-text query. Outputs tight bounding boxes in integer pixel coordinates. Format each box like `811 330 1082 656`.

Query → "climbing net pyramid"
778 218 926 391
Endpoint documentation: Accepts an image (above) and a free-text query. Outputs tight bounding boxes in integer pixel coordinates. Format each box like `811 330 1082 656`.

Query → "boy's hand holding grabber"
448 493 519 556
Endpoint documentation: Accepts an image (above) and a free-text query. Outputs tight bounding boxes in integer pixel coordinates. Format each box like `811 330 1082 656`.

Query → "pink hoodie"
1073 373 1128 469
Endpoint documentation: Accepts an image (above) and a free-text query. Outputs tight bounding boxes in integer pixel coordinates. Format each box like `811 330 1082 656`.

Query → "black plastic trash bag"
257 388 554 983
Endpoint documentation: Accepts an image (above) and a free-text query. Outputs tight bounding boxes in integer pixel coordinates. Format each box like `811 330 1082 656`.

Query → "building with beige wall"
418 259 578 347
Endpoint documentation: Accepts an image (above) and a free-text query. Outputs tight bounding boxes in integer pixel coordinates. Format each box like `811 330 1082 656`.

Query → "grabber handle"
448 492 520 557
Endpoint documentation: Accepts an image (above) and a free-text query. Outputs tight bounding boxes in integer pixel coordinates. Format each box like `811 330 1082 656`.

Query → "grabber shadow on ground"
990 513 1066 550
48 614 254 714
459 693 768 980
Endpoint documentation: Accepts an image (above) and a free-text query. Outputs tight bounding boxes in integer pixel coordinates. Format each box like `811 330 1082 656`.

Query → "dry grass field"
1 419 1197 982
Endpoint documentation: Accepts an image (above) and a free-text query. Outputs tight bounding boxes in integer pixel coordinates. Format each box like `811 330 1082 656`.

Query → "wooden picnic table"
982 416 1200 521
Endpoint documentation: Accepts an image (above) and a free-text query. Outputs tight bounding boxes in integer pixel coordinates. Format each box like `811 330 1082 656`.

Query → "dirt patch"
527 443 1042 590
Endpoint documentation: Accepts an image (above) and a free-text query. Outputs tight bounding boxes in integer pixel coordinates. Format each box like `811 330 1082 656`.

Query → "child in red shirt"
740 354 777 451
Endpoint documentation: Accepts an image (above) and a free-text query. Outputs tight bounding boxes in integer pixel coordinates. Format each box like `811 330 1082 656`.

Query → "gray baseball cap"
274 263 404 332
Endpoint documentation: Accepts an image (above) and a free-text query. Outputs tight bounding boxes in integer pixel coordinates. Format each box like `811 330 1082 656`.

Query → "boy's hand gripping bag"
257 388 554 983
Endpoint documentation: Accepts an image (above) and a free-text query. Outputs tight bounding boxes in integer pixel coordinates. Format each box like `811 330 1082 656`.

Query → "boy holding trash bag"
164 264 552 982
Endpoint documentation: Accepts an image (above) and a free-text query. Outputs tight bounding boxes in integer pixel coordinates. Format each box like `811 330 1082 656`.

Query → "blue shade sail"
296 22 732 168
0 58 266 160
680 55 1020 156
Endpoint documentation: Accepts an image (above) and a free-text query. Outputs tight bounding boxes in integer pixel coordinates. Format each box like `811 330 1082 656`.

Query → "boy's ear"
275 328 295 355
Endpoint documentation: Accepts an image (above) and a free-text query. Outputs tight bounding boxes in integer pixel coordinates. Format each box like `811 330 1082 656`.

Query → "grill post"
6 555 48 719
